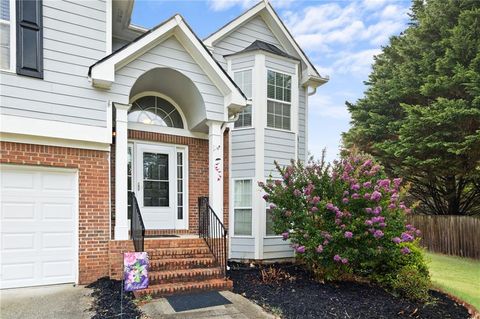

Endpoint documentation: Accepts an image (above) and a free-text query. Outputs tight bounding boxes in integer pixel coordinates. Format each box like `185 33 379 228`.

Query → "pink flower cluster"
333 254 349 264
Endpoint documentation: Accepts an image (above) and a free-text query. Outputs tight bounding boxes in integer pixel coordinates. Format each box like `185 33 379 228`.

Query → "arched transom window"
128 96 184 128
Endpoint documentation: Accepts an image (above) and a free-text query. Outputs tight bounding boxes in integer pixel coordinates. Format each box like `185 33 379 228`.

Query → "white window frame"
233 68 253 130
175 146 188 229
233 178 253 237
0 0 15 72
266 69 292 132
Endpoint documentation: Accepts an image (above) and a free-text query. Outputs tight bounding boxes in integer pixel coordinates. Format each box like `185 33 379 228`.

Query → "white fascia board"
1 114 112 146
203 1 266 47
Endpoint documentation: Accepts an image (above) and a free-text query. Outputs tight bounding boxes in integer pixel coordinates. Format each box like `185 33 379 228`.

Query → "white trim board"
1 110 112 147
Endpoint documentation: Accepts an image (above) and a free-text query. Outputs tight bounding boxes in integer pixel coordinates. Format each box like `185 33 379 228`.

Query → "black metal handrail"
129 191 145 252
198 197 228 278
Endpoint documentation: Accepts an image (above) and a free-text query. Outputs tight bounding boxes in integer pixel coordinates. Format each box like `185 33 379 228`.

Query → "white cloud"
362 0 388 10
309 94 350 120
283 1 409 54
332 48 382 77
208 0 294 11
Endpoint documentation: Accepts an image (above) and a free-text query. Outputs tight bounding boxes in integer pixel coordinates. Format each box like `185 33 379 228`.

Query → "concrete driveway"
0 284 93 319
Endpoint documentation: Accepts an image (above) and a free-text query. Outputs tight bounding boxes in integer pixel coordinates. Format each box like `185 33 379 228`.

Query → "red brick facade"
0 129 230 285
0 142 110 284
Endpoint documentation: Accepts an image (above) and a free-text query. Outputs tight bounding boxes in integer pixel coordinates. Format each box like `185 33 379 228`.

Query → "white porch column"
206 120 224 222
114 103 131 240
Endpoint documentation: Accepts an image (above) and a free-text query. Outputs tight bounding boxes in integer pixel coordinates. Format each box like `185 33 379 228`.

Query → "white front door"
135 144 176 229
0 166 78 289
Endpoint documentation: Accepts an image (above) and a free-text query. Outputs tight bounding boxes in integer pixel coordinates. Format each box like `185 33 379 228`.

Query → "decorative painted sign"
123 252 149 291
214 157 222 181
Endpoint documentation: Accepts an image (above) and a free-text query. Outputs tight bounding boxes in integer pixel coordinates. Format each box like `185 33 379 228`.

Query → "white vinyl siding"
231 128 255 178
267 70 291 131
0 0 109 128
234 179 252 236
233 69 252 128
264 128 296 177
212 16 283 69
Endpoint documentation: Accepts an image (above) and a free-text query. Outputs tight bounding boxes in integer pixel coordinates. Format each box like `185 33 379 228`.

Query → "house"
0 0 327 295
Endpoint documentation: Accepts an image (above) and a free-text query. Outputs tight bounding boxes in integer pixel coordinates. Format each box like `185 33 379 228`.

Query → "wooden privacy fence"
407 215 480 259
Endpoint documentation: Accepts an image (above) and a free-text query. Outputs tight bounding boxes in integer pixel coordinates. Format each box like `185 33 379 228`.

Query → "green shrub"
260 151 431 300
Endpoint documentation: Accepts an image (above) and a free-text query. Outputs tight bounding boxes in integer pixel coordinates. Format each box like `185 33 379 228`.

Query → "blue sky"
132 0 411 163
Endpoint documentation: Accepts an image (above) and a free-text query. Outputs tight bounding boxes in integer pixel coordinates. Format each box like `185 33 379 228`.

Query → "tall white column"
114 103 131 240
207 120 224 222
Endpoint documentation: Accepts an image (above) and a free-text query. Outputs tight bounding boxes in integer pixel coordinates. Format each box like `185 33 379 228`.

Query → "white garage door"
0 165 78 289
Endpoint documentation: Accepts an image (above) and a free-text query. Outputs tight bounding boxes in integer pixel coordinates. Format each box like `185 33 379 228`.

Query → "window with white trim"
233 70 252 128
266 208 276 236
0 0 12 70
129 96 184 128
267 70 292 130
177 151 184 220
234 179 252 236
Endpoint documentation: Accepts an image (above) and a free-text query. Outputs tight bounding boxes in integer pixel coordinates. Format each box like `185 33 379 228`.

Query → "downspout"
222 99 252 130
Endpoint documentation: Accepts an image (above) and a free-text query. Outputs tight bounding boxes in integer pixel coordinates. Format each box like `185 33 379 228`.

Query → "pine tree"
343 0 480 215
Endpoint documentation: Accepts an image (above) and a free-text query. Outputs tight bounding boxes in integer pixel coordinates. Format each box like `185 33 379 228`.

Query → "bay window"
233 179 252 236
233 69 252 128
267 70 292 131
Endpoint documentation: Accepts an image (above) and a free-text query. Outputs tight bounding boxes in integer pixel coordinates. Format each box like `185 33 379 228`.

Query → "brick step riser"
144 240 207 249
135 281 233 298
148 273 223 285
144 244 208 249
148 254 213 260
149 262 217 271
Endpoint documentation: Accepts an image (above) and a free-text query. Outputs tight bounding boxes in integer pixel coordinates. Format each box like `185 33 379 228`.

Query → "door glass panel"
143 152 169 207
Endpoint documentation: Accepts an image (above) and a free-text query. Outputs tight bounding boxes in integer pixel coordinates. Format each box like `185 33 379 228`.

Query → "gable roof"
224 40 300 61
203 1 328 88
89 14 247 109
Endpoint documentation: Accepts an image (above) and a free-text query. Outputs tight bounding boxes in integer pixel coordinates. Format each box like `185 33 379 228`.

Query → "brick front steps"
134 238 232 298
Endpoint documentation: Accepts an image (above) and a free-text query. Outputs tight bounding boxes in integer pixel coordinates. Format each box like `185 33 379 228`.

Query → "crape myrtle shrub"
260 151 430 300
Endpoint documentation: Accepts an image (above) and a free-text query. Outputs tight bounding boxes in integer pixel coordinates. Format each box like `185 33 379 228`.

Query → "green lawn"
426 252 480 311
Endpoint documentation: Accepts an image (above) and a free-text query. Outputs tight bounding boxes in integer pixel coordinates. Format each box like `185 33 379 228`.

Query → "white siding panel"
263 237 295 259
230 237 255 259
231 129 255 178
265 56 296 75
0 1 108 128
212 16 283 69
298 86 307 161
264 128 295 177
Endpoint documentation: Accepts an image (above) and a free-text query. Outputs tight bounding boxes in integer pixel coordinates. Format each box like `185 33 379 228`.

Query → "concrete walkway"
141 291 277 319
0 284 93 319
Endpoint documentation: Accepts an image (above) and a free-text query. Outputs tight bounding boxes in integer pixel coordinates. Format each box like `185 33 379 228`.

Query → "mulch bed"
87 277 144 319
228 262 470 319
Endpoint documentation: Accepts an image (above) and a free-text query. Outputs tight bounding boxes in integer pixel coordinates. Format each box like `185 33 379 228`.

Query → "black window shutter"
16 0 43 78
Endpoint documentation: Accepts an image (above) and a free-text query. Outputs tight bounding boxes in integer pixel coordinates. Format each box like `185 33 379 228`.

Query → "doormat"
166 291 232 312
144 234 180 238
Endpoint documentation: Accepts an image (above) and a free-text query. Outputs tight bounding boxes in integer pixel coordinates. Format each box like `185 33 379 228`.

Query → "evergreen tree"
343 0 480 215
